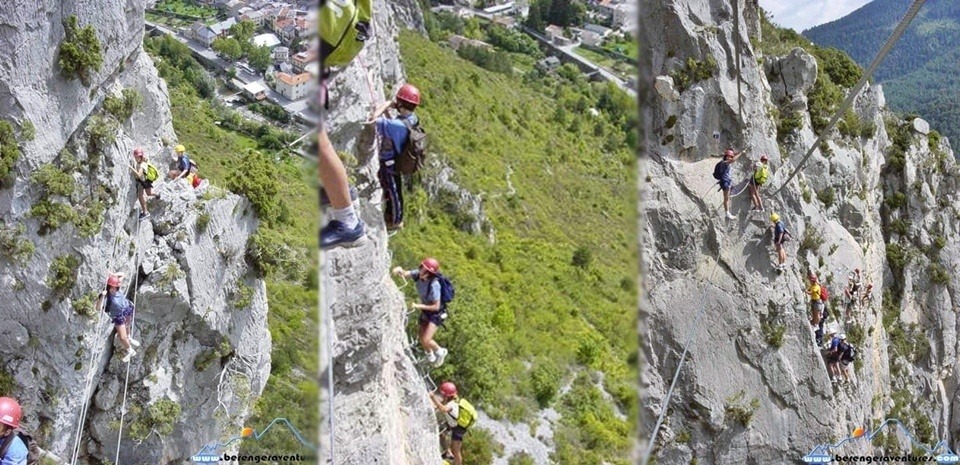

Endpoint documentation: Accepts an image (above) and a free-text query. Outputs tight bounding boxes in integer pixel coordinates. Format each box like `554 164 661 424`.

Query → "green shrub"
232 282 254 309
58 15 104 85
32 164 75 197
776 109 803 143
888 218 910 236
929 263 950 285
87 116 117 155
724 390 760 427
128 399 181 440
884 192 907 209
812 47 862 88
30 200 77 235
817 187 835 208
47 254 80 297
104 88 143 121
0 370 15 395
807 68 843 135
799 227 824 254
459 428 502 464
0 223 35 263
675 429 691 444
196 211 211 233
670 56 717 93
248 102 291 124
20 119 35 142
227 150 282 226
529 358 562 407
0 121 21 181
246 228 306 280
194 337 232 371
860 120 876 139
761 321 786 348
572 246 592 269
74 199 105 238
72 291 100 317
837 109 861 138
508 452 536 465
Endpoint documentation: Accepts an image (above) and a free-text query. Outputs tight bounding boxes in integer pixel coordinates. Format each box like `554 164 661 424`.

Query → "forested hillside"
805 0 960 148
390 22 637 463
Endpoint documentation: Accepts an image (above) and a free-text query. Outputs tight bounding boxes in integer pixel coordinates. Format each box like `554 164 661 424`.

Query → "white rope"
113 214 145 464
772 0 927 196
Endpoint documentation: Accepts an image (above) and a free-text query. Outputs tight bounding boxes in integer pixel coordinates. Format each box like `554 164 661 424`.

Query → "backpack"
841 343 856 362
144 162 159 182
712 160 726 181
0 430 41 465
396 121 428 175
435 273 455 311
455 398 477 429
820 286 830 302
753 164 769 185
320 0 372 68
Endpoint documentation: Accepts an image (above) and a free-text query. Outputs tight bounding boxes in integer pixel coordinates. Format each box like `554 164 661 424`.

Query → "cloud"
759 0 872 31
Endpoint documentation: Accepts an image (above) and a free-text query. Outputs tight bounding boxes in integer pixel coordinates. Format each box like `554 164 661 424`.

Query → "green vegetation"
816 187 835 208
487 26 542 57
761 320 786 348
104 89 144 122
0 370 14 396
20 119 35 142
58 15 103 85
885 243 910 271
194 337 232 372
457 45 514 75
670 56 717 93
461 428 503 464
393 31 635 463
929 263 950 285
47 254 80 298
0 121 20 182
145 33 317 455
227 150 286 226
232 282 254 309
525 0 586 30
87 116 118 155
884 192 907 209
196 210 211 233
152 0 218 19
724 390 760 427
775 108 803 144
799 227 824 255
0 223 35 263
248 102 291 124
884 116 913 173
127 399 181 440
72 291 100 317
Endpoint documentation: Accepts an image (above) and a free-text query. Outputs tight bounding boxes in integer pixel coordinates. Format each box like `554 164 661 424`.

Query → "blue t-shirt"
1 434 27 465
774 221 786 242
177 154 191 172
105 293 134 319
377 114 418 161
829 336 841 352
718 161 732 184
409 269 441 305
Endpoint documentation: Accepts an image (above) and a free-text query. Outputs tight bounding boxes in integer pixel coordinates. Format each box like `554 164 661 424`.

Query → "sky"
759 0 873 32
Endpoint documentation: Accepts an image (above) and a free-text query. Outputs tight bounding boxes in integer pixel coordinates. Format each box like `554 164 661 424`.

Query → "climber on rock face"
826 333 852 385
748 154 769 212
713 148 743 220
860 282 874 307
768 213 791 270
167 144 196 181
843 268 863 319
429 382 472 465
392 257 449 367
0 397 27 465
807 274 824 328
129 148 158 221
369 83 421 231
95 273 141 363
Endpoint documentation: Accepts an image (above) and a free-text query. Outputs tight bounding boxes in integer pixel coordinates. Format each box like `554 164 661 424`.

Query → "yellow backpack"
456 398 477 428
753 164 769 185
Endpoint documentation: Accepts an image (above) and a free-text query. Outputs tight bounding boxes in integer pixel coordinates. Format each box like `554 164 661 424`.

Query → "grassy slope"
393 30 636 463
145 42 319 454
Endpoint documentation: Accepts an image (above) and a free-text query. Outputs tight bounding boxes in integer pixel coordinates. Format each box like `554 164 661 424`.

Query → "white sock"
331 206 358 229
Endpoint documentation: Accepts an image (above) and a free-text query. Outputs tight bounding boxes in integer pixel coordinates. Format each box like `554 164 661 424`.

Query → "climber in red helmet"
429 382 475 465
369 83 422 231
393 256 449 367
94 273 141 363
0 397 27 464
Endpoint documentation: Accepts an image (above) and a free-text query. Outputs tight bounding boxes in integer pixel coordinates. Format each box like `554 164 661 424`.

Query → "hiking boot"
138 212 150 220
121 348 137 363
386 221 404 231
129 338 141 348
725 212 736 220
426 351 437 364
320 220 365 249
434 347 448 367
320 186 358 207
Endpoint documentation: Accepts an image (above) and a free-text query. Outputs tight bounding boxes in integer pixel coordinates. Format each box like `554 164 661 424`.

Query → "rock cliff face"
0 2 269 463
320 1 441 464
640 0 960 462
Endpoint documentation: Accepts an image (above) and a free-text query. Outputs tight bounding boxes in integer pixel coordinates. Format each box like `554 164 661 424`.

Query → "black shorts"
419 310 446 327
448 425 467 442
137 178 154 190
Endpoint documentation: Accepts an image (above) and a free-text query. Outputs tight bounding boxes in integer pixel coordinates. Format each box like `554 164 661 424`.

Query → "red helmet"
760 154 769 162
724 149 735 158
396 83 421 106
107 275 121 288
0 397 22 428
133 148 144 158
439 382 457 397
420 257 440 275
809 274 818 282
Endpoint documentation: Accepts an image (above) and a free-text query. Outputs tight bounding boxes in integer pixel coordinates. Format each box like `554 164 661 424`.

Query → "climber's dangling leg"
320 128 365 249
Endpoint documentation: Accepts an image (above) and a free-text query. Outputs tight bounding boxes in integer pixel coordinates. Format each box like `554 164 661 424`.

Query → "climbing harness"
772 0 927 197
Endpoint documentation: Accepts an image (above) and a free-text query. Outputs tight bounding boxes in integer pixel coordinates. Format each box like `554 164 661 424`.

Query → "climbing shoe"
129 338 141 348
138 212 150 220
426 351 437 364
434 347 448 367
320 186 358 208
320 220 365 249
725 212 736 220
121 348 137 363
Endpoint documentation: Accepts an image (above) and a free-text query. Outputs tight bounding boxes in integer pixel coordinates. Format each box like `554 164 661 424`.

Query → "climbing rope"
69 216 144 465
732 0 744 123
113 213 145 464
321 258 336 465
772 0 927 197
